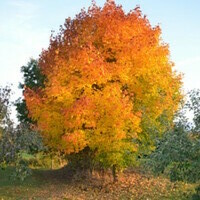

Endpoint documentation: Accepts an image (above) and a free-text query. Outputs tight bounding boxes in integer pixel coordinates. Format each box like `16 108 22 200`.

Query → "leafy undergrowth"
0 167 196 200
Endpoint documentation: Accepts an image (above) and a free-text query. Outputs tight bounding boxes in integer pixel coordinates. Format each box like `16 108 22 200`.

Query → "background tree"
24 1 182 180
0 86 11 121
188 89 200 133
0 85 44 180
146 89 200 183
15 58 45 124
0 86 11 140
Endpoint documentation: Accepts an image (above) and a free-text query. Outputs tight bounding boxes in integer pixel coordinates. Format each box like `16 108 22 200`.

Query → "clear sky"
0 0 200 120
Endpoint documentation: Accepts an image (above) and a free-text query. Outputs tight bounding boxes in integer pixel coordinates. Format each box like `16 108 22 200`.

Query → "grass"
0 167 197 200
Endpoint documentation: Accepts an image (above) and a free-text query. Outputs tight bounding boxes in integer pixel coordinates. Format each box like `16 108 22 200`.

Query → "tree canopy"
24 1 182 171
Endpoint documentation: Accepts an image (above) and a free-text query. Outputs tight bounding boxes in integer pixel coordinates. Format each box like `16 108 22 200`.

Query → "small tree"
0 86 44 180
0 86 12 166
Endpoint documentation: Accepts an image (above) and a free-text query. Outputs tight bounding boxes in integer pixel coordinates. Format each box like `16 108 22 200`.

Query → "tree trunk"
50 154 53 170
112 164 118 182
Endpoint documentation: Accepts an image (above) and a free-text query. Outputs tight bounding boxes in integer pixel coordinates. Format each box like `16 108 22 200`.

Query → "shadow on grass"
0 165 84 189
0 166 76 199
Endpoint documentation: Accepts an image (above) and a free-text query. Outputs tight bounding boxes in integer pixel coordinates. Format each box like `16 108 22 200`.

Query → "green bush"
145 89 200 183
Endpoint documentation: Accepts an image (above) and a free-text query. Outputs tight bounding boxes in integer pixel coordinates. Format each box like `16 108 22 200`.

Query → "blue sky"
0 0 200 120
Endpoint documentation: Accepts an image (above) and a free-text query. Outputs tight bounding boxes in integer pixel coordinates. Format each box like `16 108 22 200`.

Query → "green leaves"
145 91 200 183
20 59 46 90
16 59 46 124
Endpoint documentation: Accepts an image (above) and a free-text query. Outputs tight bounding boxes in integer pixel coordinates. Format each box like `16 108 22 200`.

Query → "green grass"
0 168 46 199
0 167 197 200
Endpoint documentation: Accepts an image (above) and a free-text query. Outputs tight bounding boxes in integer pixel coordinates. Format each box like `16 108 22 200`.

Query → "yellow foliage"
24 1 182 163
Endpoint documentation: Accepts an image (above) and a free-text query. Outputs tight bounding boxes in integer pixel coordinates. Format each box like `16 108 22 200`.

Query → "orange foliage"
24 1 182 164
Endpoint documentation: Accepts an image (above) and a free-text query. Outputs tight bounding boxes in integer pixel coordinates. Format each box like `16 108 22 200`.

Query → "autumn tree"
24 1 182 180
